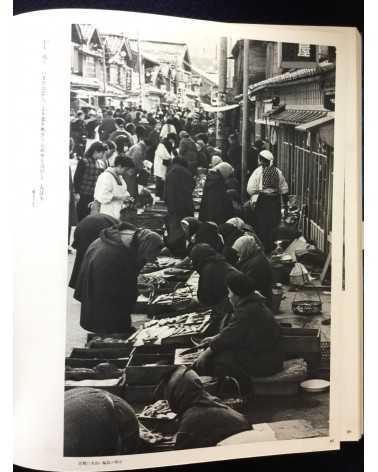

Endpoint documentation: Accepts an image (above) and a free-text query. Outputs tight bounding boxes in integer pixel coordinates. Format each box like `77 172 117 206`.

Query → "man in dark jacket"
178 131 199 175
165 157 195 221
199 163 235 225
194 271 283 390
98 110 117 141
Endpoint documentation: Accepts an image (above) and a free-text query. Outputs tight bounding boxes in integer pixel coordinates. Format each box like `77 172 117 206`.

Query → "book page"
12 9 361 472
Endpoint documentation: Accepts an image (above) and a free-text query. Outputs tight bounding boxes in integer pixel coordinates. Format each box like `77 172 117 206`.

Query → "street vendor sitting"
162 366 251 450
74 226 163 336
189 243 236 309
193 271 283 393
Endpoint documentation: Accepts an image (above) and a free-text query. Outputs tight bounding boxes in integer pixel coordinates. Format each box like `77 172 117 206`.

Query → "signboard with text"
279 43 318 69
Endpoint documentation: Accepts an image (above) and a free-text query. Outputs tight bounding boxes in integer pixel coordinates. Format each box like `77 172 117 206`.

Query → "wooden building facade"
250 62 335 254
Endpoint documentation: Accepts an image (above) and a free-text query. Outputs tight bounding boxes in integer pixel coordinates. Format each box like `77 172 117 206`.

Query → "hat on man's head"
259 150 274 161
226 271 254 297
88 109 97 116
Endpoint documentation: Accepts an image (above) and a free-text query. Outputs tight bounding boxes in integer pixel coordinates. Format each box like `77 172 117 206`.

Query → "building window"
117 65 122 85
86 56 96 78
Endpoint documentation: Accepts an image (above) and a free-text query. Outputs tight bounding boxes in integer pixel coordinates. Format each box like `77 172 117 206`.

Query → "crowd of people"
66 102 291 456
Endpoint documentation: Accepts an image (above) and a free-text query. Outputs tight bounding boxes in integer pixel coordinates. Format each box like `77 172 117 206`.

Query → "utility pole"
241 39 250 202
102 39 107 94
137 31 144 109
216 37 228 153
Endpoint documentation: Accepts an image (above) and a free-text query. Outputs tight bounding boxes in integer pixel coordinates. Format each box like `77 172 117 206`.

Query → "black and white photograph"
63 23 336 458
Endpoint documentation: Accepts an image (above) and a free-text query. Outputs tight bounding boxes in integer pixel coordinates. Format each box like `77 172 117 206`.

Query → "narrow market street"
64 24 335 456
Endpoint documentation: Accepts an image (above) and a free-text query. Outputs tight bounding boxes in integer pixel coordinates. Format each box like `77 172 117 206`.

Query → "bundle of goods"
126 311 212 347
138 400 178 435
140 400 177 420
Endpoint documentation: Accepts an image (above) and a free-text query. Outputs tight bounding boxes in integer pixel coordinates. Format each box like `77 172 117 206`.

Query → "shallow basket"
292 300 322 316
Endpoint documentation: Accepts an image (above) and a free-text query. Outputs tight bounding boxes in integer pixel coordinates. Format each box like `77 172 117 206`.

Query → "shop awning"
295 113 335 131
201 103 240 113
268 108 329 126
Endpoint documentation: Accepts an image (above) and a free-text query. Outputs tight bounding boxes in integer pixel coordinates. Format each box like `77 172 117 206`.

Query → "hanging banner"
201 102 240 113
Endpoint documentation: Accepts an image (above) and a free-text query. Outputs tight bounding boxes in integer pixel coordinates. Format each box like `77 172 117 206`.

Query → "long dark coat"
74 227 139 334
68 213 120 289
165 162 195 220
210 293 283 377
237 253 273 307
199 172 234 225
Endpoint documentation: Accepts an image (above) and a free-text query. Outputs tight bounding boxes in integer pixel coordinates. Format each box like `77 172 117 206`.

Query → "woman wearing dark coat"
74 226 163 334
190 244 236 308
194 272 283 390
199 162 235 225
162 367 251 450
178 131 199 175
68 213 123 289
232 235 273 307
165 157 195 220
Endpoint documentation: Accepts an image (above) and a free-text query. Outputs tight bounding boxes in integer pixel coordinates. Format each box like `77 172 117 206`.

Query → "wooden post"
216 37 228 153
241 39 250 202
137 31 144 109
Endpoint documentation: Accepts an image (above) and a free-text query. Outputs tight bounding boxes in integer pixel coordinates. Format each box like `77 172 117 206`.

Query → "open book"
12 8 362 472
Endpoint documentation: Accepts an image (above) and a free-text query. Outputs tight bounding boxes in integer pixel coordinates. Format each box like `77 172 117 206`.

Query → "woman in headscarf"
162 367 251 450
74 226 163 335
246 150 289 253
190 243 236 310
64 388 140 457
199 162 235 225
226 217 264 251
232 235 273 307
209 155 223 168
194 271 283 390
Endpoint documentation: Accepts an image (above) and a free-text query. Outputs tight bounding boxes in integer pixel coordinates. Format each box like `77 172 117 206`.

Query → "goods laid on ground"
126 311 212 347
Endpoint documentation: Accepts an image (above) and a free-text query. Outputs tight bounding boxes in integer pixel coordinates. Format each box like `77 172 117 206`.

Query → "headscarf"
226 217 246 231
164 367 228 415
210 155 223 168
135 229 164 266
212 162 234 180
64 388 139 457
189 243 225 272
232 235 259 263
194 221 224 252
181 217 200 239
219 223 244 247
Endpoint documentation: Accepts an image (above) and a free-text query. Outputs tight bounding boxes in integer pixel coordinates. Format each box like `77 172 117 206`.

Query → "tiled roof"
78 24 94 43
102 34 132 60
268 108 329 125
249 62 335 94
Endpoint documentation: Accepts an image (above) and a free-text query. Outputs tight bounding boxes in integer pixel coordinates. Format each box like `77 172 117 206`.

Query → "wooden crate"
65 378 123 397
125 352 174 385
279 327 321 370
70 347 133 359
65 357 128 369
